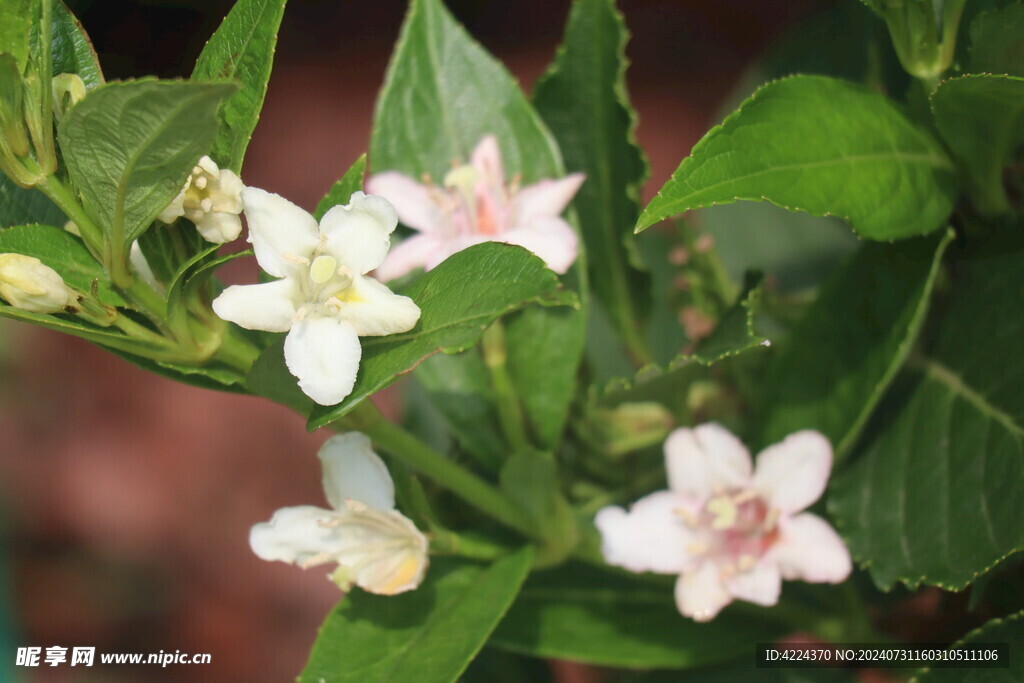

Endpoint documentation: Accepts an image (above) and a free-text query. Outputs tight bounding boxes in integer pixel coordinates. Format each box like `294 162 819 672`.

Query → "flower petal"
595 490 696 574
374 233 449 282
513 172 585 225
470 135 505 189
674 561 732 622
212 279 299 333
327 503 430 595
157 187 186 224
335 275 420 337
726 561 781 607
753 430 832 513
772 513 852 583
320 191 398 274
365 171 441 234
319 432 395 512
283 315 361 405
502 217 579 274
249 505 340 566
215 169 245 213
193 211 242 244
665 423 752 502
242 187 320 278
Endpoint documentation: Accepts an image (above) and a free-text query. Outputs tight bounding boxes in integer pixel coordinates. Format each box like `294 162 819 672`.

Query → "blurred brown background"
0 1 827 680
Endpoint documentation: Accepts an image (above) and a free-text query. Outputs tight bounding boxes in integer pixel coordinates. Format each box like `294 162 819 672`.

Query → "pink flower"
595 423 852 622
365 135 584 281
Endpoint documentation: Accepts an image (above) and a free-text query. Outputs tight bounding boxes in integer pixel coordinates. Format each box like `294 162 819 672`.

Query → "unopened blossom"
595 423 851 622
0 253 75 313
158 155 244 243
212 187 420 405
366 135 584 281
250 433 429 595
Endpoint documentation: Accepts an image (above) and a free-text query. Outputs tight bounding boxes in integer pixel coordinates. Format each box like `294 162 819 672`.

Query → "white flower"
211 187 420 405
0 253 76 313
250 433 429 595
365 135 584 281
595 423 851 622
158 155 244 243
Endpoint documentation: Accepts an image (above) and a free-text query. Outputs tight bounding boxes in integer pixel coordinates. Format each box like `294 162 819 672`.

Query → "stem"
481 321 529 453
343 401 538 539
111 312 173 346
32 172 103 255
212 326 260 373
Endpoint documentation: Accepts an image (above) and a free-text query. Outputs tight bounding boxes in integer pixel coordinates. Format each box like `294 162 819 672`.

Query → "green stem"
32 171 103 255
343 401 538 539
481 321 529 452
212 326 260 374
111 312 173 346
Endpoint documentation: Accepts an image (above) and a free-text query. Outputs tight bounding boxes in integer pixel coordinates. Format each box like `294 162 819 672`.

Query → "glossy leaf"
754 230 951 458
831 230 1024 590
0 0 32 68
0 175 64 228
369 0 585 449
931 75 1024 216
914 611 1024 682
51 0 103 89
314 154 366 221
299 549 533 683
490 562 783 668
968 2 1024 77
697 202 857 293
500 449 578 564
192 0 287 173
414 351 505 470
596 273 766 407
59 79 235 250
533 0 650 356
636 75 956 241
0 223 123 305
308 243 576 430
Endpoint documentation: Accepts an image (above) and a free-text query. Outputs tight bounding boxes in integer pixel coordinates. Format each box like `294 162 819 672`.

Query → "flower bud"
0 253 76 313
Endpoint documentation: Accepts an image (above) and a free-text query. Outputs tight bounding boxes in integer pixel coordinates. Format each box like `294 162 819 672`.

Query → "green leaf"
504 305 586 448
0 175 64 228
830 229 1024 590
490 562 784 668
314 154 366 221
697 202 858 293
690 271 766 365
247 336 314 414
636 75 956 241
0 223 123 305
51 0 103 89
912 611 1024 682
105 348 248 393
308 243 576 430
533 0 650 357
370 0 586 451
754 230 951 458
931 74 1024 216
0 0 33 69
0 304 165 357
192 0 287 173
968 2 1024 77
298 549 533 683
595 273 766 407
370 0 563 182
59 79 235 250
499 449 578 564
414 351 505 470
